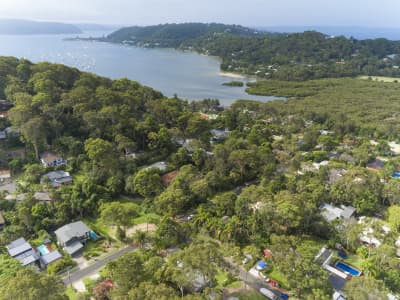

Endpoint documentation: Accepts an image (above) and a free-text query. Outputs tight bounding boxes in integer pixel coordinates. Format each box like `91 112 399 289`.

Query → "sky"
0 0 400 28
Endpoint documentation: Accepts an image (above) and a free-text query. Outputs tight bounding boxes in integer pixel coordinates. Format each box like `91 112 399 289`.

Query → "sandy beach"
219 71 246 79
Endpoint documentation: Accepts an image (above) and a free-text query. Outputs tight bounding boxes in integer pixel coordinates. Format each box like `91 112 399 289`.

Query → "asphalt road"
62 245 136 285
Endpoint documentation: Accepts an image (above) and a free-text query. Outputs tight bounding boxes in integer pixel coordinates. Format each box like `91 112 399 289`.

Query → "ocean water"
0 31 278 105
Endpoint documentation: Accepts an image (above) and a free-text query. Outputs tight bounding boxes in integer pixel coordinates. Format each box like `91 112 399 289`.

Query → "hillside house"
0 169 11 181
40 151 66 167
55 221 91 256
367 158 386 171
6 238 39 267
320 203 356 222
41 170 73 188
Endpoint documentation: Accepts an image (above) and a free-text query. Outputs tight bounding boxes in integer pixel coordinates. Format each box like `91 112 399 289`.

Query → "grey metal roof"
341 206 356 219
64 241 84 255
40 250 63 265
7 238 32 257
7 237 26 249
42 171 70 181
55 221 90 244
21 253 39 266
329 274 347 291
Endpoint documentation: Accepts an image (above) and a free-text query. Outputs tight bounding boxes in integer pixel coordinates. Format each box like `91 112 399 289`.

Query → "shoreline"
219 71 247 79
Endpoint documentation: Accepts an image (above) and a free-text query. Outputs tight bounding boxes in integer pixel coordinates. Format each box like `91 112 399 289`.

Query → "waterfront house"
55 221 91 256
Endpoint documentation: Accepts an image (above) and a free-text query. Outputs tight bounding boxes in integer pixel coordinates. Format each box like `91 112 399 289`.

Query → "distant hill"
75 23 119 32
257 26 400 40
104 22 400 81
106 22 272 48
0 19 82 35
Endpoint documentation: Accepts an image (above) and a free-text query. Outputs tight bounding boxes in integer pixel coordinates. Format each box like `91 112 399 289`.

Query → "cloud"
0 0 399 27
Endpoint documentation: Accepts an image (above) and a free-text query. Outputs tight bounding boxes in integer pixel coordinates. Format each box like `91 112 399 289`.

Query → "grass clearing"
231 290 266 300
265 267 290 290
343 253 364 270
133 212 162 225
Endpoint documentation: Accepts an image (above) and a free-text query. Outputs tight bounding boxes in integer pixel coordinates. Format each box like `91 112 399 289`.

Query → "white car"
259 288 278 300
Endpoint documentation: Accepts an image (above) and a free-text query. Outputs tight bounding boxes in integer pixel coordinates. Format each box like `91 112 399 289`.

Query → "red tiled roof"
162 170 179 186
0 169 10 176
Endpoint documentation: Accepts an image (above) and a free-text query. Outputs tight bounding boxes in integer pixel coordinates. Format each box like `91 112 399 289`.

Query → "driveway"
224 258 283 299
0 180 16 193
62 245 136 285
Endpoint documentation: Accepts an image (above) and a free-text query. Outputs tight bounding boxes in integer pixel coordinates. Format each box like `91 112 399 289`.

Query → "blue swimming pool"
335 261 361 276
89 231 99 240
37 244 49 256
393 172 400 178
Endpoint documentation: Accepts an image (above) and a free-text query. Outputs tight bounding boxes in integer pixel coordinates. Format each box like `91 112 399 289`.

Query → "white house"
40 151 66 167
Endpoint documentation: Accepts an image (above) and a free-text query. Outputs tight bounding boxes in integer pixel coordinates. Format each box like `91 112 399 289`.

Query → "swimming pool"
335 261 361 276
393 172 400 178
37 244 50 256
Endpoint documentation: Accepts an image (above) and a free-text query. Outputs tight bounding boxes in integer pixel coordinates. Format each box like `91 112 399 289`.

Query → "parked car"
259 288 278 300
256 260 267 271
242 254 253 264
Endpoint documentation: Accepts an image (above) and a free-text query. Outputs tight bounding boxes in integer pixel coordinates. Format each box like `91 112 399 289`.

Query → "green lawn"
133 212 162 225
265 267 290 290
232 290 266 300
342 254 364 270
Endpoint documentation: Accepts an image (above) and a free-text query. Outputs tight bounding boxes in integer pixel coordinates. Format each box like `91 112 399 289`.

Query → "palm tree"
133 230 148 248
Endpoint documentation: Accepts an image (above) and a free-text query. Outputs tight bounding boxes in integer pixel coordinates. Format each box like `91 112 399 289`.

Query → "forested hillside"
106 22 264 48
105 23 400 80
2 57 400 299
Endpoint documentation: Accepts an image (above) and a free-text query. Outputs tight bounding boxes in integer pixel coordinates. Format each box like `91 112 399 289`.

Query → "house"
210 128 230 142
39 250 63 267
358 217 390 247
199 113 218 120
339 153 356 164
366 158 386 171
162 170 179 186
320 203 356 222
5 126 20 138
0 169 11 181
33 192 52 202
40 151 67 167
263 248 273 259
0 111 8 118
55 221 91 256
144 161 168 172
0 211 5 230
5 192 52 202
328 169 346 185
6 238 39 267
0 100 13 111
41 170 73 188
389 141 400 155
